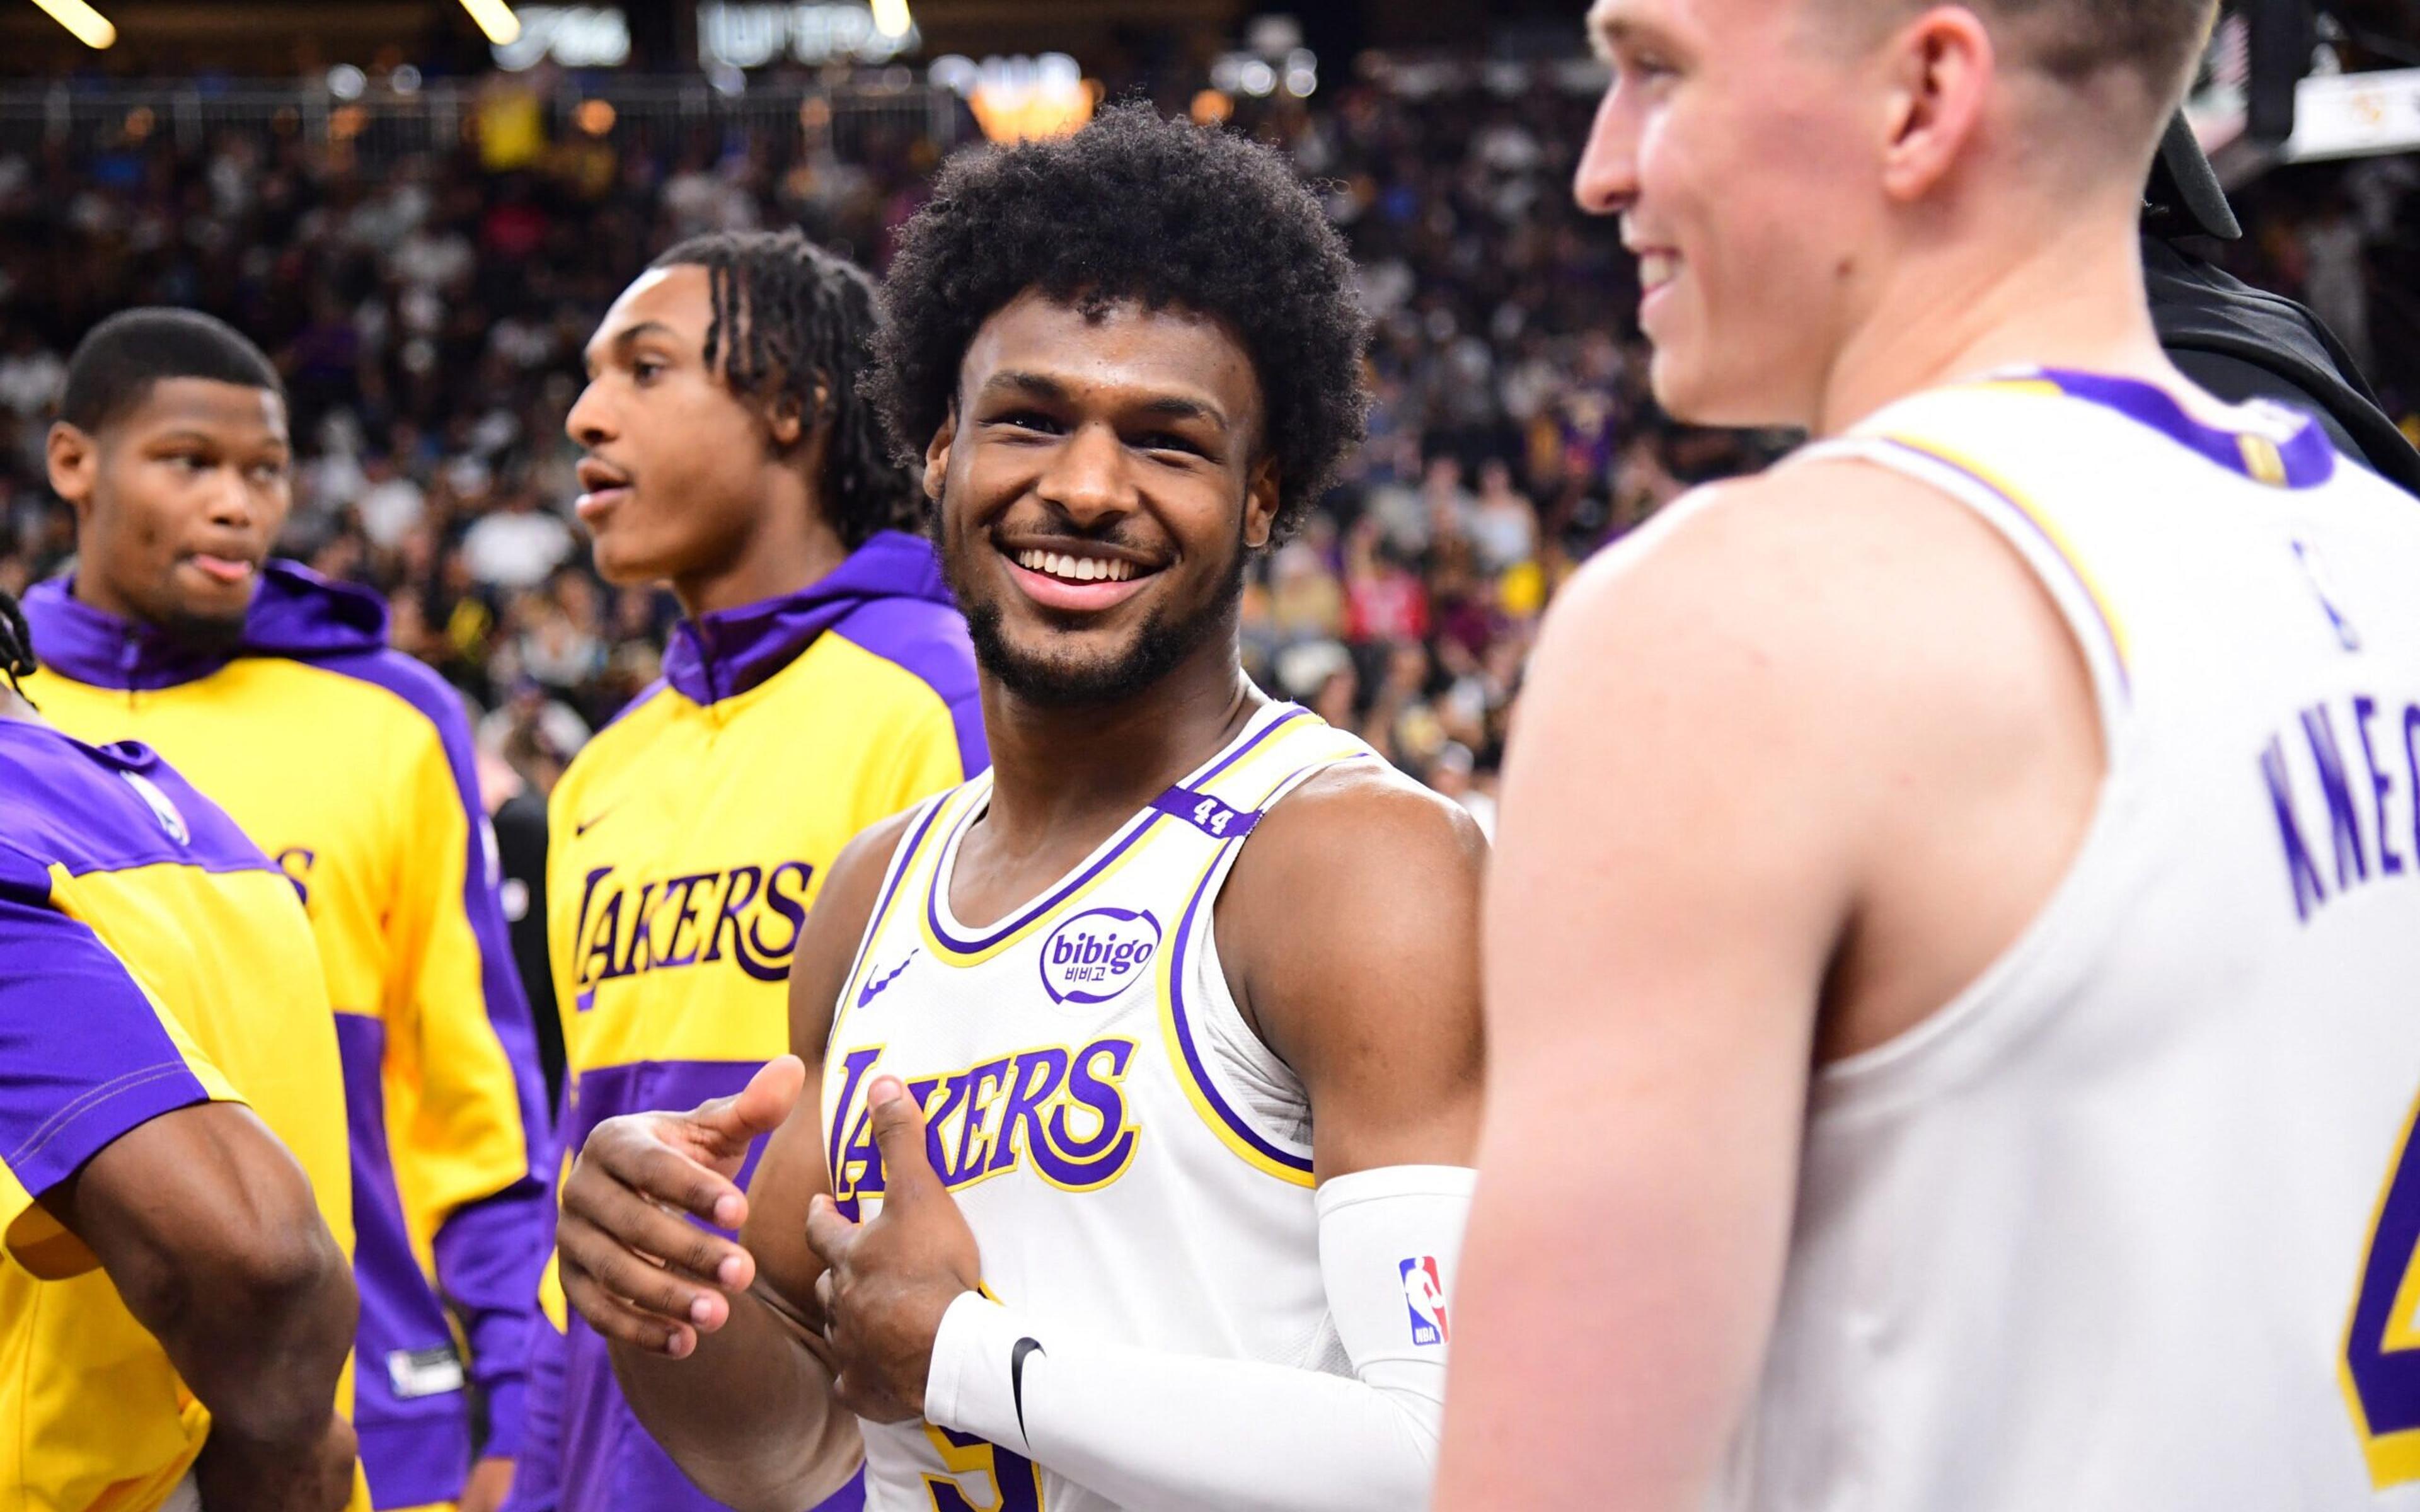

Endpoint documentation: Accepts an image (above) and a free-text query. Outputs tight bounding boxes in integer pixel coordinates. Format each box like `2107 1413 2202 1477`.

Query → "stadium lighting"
458 0 522 45
29 0 116 49
870 0 912 40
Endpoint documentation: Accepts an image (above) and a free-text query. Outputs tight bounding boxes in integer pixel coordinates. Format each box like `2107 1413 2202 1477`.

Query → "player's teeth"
1012 549 1139 583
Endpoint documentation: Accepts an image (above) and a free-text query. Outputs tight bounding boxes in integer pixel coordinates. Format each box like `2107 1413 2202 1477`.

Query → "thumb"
692 1055 807 1152
866 1076 944 1207
804 1192 858 1271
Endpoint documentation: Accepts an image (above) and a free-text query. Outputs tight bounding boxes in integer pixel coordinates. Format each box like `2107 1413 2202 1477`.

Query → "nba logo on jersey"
1400 1256 1450 1346
120 771 189 845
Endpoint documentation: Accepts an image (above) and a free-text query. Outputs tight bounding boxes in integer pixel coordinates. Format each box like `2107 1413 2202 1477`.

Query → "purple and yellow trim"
1156 845 1317 1188
1872 435 2134 702
2341 1084 2420 1487
1971 368 2336 490
660 530 972 711
0 724 280 881
918 706 1311 966
333 1011 481 1508
919 783 1161 966
1150 733 1359 1191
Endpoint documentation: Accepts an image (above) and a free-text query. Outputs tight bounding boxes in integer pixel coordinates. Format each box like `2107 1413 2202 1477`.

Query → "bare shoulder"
1218 753 1487 1107
1242 753 1488 886
1223 754 1488 961
1507 457 2104 1058
1538 460 2096 759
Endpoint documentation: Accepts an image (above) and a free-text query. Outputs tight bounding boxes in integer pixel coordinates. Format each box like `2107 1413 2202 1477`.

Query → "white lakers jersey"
1717 369 2420 1510
822 701 1374 1511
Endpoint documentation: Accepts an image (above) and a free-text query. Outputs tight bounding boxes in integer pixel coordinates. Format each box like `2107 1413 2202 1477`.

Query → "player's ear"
1877 5 1995 203
766 376 825 451
1242 456 1281 551
923 408 957 505
46 421 98 517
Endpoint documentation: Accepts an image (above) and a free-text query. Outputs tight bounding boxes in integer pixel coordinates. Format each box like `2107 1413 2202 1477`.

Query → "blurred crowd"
0 66 2412 828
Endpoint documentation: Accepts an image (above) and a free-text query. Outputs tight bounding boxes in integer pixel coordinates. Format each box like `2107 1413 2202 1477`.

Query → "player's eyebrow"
984 370 1229 430
981 370 1076 408
585 319 679 370
1587 6 1669 63
1132 394 1225 428
146 427 287 455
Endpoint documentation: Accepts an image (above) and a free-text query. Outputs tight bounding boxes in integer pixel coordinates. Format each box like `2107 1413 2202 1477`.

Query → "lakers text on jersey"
823 701 1373 1512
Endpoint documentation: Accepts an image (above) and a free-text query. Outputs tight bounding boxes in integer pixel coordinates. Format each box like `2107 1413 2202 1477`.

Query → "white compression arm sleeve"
921 1164 1475 1512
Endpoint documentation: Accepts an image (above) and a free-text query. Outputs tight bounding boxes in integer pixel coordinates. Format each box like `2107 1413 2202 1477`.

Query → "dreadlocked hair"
0 586 37 700
650 229 920 550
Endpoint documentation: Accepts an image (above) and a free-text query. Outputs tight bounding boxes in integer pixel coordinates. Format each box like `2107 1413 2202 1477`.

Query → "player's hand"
805 1075 981 1424
556 1055 806 1358
456 1455 514 1512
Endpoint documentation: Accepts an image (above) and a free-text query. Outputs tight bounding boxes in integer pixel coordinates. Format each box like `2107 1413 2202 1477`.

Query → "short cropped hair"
1982 0 2218 101
650 229 921 549
59 307 284 433
868 103 1371 541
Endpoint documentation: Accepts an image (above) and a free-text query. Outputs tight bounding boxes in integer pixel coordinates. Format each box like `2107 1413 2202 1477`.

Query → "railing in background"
0 76 962 164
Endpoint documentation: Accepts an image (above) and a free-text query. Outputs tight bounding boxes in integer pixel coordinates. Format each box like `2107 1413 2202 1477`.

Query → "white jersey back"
1718 370 2420 1511
822 702 1373 1511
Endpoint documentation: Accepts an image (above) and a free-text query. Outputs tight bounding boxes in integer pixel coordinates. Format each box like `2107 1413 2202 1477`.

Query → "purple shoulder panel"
831 595 989 781
0 891 213 1200
0 723 272 879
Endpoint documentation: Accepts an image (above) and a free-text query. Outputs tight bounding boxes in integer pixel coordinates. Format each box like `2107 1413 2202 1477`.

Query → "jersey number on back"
924 1425 1045 1511
2346 1093 2420 1487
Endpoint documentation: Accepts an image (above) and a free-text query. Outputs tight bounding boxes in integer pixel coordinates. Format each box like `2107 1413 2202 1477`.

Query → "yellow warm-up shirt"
22 564 550 1509
520 530 984 1512
0 719 366 1512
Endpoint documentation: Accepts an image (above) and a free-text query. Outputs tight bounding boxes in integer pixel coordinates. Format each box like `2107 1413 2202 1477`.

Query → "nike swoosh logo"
573 805 619 838
855 949 919 1009
1010 1336 1044 1446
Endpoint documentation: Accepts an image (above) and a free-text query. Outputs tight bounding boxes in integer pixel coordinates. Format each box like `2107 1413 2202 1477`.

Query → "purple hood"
22 559 389 691
659 529 960 706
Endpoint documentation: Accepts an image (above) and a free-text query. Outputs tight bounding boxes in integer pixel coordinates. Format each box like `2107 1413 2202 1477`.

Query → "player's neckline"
923 702 1308 954
1988 367 2336 489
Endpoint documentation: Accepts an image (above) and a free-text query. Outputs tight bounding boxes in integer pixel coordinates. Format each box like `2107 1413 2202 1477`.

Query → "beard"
157 605 250 656
943 516 1248 709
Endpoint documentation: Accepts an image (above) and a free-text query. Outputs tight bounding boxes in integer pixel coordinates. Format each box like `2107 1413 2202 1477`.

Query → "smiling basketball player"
546 105 1488 1512
1437 0 2420 1505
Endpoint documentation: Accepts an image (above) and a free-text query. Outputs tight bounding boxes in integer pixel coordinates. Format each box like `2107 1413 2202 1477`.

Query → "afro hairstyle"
867 102 1371 541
